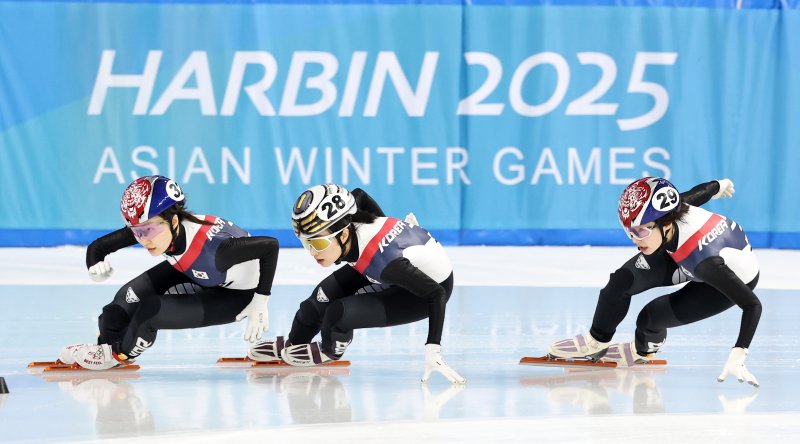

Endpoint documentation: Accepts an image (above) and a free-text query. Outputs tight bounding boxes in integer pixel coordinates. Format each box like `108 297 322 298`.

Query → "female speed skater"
548 177 761 387
62 175 279 370
249 184 465 384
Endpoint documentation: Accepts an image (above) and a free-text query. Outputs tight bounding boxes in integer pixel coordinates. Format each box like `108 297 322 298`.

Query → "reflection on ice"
520 368 665 414
57 378 155 438
246 368 352 424
422 383 466 421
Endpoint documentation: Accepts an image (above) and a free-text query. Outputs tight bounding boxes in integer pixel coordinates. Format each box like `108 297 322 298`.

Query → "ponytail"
350 188 384 224
161 202 214 226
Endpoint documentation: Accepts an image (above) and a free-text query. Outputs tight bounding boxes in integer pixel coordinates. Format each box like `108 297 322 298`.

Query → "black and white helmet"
291 184 357 239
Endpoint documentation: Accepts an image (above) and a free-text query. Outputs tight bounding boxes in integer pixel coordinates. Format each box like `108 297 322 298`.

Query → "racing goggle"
625 224 656 241
299 228 345 253
130 220 169 241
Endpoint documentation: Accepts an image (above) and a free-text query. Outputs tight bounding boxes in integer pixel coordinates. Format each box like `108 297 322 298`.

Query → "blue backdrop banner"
1 3 798 247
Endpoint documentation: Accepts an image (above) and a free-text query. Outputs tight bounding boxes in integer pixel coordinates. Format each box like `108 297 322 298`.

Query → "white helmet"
291 184 357 239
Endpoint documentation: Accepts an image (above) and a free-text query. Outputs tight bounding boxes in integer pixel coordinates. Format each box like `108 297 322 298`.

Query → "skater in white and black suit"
63 175 279 370
549 177 761 387
250 184 465 384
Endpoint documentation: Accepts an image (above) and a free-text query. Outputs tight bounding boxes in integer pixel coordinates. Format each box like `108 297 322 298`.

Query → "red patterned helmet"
120 176 185 226
618 177 681 230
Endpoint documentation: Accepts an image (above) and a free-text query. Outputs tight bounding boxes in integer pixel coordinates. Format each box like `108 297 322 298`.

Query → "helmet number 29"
654 187 679 211
320 194 347 219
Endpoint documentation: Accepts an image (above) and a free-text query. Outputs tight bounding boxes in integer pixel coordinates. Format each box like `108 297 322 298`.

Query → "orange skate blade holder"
28 360 140 372
28 361 65 368
216 357 351 367
42 364 141 373
519 356 667 368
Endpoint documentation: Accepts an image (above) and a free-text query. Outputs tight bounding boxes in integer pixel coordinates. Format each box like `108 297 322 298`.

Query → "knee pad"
323 301 346 331
301 279 343 316
288 299 327 345
99 304 130 329
600 268 635 298
98 305 130 344
135 297 162 320
296 297 325 325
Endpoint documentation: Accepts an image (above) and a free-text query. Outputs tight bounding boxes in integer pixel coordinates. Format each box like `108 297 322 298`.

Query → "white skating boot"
602 341 652 367
59 343 91 365
548 332 610 360
73 344 131 370
281 342 339 367
248 336 288 362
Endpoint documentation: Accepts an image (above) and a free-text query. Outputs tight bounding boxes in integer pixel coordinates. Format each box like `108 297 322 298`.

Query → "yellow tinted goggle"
299 228 345 253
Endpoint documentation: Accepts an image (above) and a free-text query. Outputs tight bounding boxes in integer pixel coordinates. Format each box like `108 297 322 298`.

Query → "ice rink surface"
1 246 799 443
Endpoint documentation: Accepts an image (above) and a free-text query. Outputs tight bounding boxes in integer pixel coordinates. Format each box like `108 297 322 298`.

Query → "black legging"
98 261 253 358
288 265 454 357
590 251 757 354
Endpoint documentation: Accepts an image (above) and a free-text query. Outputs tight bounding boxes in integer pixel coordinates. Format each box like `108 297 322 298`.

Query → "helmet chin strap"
652 221 669 254
167 216 180 254
333 225 352 265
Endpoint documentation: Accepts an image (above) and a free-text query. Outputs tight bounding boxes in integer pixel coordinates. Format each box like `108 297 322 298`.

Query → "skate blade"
40 363 140 373
217 357 351 367
520 356 668 368
28 360 65 368
27 360 72 374
602 358 668 367
520 356 618 368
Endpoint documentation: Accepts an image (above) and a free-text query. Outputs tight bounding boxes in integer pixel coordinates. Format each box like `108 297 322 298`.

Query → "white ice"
1 246 799 443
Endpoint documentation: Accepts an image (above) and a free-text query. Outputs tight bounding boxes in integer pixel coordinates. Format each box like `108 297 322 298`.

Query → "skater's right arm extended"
85 228 138 281
681 179 735 207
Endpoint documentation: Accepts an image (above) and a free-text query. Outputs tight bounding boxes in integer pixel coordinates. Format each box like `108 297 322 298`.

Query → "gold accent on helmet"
300 212 316 225
304 221 325 234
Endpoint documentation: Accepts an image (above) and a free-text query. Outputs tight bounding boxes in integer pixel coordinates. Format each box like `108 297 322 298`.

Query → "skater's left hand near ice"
236 293 269 342
718 347 759 388
422 344 466 385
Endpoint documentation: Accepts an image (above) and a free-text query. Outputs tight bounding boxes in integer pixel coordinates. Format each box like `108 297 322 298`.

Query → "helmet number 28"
320 195 347 219
654 188 679 211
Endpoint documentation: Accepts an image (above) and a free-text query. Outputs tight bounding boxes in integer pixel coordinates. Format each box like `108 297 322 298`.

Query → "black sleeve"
215 236 279 295
693 256 761 349
379 257 447 345
85 228 138 268
680 181 721 207
351 188 386 217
